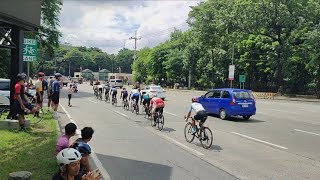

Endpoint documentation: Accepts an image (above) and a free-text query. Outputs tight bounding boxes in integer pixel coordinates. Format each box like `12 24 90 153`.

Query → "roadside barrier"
252 92 276 100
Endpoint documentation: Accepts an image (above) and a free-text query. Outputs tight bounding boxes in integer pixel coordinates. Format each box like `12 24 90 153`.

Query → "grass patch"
0 111 58 179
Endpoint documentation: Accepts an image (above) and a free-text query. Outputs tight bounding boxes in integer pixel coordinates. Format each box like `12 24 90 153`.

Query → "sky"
58 0 203 54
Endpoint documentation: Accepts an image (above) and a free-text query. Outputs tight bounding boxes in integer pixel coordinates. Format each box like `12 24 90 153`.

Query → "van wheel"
219 109 227 120
243 116 251 120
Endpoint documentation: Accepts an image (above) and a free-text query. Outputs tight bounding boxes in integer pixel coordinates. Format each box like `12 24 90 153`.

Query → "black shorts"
14 100 33 115
142 99 150 106
48 90 52 99
52 93 60 104
194 110 207 122
122 94 128 99
68 94 72 100
36 92 43 103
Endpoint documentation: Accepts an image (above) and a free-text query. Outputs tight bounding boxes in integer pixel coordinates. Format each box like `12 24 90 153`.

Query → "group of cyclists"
93 82 165 127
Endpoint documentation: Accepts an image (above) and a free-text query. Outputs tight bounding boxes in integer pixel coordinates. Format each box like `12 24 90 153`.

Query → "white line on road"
294 129 320 136
89 99 98 104
164 111 179 117
114 110 128 118
231 132 288 150
59 103 111 180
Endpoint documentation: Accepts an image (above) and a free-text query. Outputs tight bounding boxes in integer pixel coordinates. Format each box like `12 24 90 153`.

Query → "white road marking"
59 103 111 180
114 110 128 118
294 129 320 136
89 99 98 104
231 132 288 150
164 111 179 117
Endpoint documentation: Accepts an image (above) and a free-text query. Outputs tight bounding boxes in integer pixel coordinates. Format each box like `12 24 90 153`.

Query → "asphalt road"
57 84 320 180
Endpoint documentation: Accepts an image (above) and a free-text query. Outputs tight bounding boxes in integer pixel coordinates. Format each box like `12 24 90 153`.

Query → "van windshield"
116 80 122 83
233 91 253 100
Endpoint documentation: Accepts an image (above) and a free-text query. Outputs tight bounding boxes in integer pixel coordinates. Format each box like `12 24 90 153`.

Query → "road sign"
239 75 246 83
23 38 38 61
228 65 235 80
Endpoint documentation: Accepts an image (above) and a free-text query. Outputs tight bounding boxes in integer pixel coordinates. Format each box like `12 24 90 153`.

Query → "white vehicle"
0 78 10 98
109 79 123 88
141 85 166 100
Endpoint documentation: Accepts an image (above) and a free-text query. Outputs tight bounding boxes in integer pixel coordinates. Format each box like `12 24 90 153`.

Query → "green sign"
23 38 38 61
239 75 246 83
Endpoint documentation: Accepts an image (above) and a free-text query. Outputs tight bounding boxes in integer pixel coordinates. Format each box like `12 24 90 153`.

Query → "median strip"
231 132 288 150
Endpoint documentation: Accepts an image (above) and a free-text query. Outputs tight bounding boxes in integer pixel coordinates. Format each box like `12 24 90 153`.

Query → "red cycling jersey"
149 97 165 108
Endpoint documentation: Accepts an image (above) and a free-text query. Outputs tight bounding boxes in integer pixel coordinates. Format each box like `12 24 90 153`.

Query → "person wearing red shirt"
149 94 165 126
14 73 40 131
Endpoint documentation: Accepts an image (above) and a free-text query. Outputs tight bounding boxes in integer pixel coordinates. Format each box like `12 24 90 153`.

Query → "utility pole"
123 39 126 49
230 43 235 88
129 31 141 61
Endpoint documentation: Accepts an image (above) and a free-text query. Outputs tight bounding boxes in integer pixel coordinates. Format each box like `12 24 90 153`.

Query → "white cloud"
59 0 203 54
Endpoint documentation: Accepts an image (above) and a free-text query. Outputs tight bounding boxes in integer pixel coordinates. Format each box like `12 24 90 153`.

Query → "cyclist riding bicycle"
98 84 103 94
120 87 128 106
142 92 151 115
110 86 117 101
149 94 165 126
104 84 110 99
185 97 208 135
130 88 140 106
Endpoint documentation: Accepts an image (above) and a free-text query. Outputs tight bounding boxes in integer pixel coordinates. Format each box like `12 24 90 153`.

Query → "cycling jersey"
143 93 150 100
121 90 128 96
130 89 139 97
189 102 205 113
150 97 165 109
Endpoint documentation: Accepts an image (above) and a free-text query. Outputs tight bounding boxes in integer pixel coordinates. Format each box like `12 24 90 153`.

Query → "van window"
110 80 115 82
221 91 230 98
205 91 214 98
116 80 122 83
0 82 10 91
213 90 221 98
233 91 252 99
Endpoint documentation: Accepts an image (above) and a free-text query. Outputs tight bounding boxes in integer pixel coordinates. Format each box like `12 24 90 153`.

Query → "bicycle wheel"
184 122 195 143
157 114 164 131
200 127 213 149
135 104 139 114
131 103 134 113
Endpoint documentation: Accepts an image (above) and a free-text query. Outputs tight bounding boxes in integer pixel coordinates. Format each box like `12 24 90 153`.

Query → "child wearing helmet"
185 97 208 135
71 142 94 177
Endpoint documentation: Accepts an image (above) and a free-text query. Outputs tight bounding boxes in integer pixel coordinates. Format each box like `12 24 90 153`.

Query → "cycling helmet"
17 73 27 81
150 93 157 98
55 73 62 78
191 97 198 102
56 148 82 165
122 87 126 90
72 143 91 156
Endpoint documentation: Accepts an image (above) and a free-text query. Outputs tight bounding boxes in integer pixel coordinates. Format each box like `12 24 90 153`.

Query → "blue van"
198 88 256 120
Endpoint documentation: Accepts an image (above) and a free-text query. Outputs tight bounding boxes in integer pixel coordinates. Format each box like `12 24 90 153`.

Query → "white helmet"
56 148 82 165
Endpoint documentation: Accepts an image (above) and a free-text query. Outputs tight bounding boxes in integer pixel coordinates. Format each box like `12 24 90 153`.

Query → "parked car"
197 88 256 120
141 85 166 100
0 78 10 98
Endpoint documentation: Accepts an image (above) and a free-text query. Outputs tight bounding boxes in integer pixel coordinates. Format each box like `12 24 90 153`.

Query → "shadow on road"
96 153 172 180
207 114 265 123
161 127 176 133
194 142 223 151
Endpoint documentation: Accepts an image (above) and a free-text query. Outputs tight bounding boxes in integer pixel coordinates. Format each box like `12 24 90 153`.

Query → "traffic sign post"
23 38 38 90
228 64 235 88
239 75 246 89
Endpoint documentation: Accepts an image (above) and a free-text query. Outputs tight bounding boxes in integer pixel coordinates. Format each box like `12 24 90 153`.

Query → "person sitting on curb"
14 73 40 131
71 127 95 172
71 142 97 177
53 148 101 180
55 123 77 155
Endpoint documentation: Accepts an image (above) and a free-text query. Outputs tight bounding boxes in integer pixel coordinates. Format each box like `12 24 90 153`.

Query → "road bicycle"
98 91 103 101
122 98 129 110
184 117 213 149
105 93 110 103
130 100 139 114
112 95 117 106
150 109 164 131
